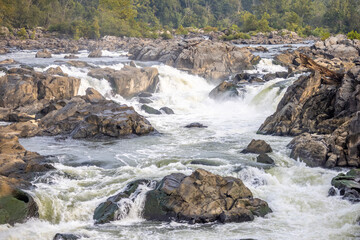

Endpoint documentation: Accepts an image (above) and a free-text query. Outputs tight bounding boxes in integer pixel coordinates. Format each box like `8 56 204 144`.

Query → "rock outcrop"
259 49 360 167
88 65 159 99
0 68 80 109
129 39 260 81
93 169 271 224
35 49 52 58
0 133 53 224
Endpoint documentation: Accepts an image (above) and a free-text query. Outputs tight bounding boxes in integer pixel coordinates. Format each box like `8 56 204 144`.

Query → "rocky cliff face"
259 39 360 168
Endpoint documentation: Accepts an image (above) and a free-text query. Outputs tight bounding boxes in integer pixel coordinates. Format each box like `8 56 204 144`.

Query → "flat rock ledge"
93 169 271 224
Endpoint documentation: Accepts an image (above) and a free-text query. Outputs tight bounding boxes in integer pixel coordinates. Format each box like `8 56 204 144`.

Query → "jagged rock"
287 133 329 167
160 107 174 114
88 66 159 99
258 61 360 167
141 105 161 115
241 139 273 154
45 67 68 76
256 154 275 165
185 122 207 128
83 88 105 103
35 50 52 58
0 68 80 109
36 98 155 138
330 169 360 203
209 81 239 100
88 49 102 58
142 169 271 223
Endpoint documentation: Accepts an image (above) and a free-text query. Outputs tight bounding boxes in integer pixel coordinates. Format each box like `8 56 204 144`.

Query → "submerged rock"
241 139 273 154
143 169 271 223
53 233 81 240
256 154 275 165
160 107 174 115
330 169 360 203
185 122 208 128
141 105 161 115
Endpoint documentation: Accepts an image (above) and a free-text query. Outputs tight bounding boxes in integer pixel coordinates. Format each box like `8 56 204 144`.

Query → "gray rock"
256 153 275 164
141 105 161 115
160 107 174 114
185 122 207 128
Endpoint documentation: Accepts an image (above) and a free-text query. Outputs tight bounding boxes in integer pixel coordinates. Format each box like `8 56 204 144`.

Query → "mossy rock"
0 194 36 225
331 169 360 190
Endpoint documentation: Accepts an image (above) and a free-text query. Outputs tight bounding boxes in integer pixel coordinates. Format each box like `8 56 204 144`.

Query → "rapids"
0 45 359 240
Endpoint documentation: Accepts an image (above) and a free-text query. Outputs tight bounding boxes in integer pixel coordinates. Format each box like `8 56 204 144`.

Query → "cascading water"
0 47 359 240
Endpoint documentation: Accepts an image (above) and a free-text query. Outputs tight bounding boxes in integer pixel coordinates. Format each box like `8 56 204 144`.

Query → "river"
0 44 359 240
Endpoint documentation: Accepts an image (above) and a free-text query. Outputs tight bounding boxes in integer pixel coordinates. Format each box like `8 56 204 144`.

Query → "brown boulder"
88 49 102 58
241 139 273 154
35 50 52 58
88 66 159 99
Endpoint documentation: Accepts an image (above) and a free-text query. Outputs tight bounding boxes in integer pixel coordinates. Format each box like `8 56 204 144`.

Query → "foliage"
175 25 188 35
161 31 173 40
17 27 27 39
221 32 251 41
347 30 360 40
0 0 359 38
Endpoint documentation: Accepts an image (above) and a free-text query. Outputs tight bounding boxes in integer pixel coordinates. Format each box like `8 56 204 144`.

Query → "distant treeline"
0 0 359 39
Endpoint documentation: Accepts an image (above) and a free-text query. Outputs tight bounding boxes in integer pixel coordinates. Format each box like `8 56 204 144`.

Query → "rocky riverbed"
0 33 359 240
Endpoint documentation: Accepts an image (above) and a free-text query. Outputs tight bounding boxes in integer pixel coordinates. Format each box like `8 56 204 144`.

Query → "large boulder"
143 169 271 223
241 139 273 154
94 169 271 224
0 68 80 109
287 133 329 167
88 66 159 99
36 97 155 138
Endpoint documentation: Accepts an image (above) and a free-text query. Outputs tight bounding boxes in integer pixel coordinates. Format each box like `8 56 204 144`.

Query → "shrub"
203 26 218 33
347 30 360 40
17 27 28 39
176 25 188 35
161 31 173 39
221 32 251 41
30 30 36 40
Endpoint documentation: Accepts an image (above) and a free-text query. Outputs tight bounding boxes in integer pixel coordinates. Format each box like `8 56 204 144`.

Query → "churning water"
0 45 359 240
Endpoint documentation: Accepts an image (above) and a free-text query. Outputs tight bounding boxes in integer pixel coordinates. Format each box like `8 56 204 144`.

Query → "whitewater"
0 45 359 240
